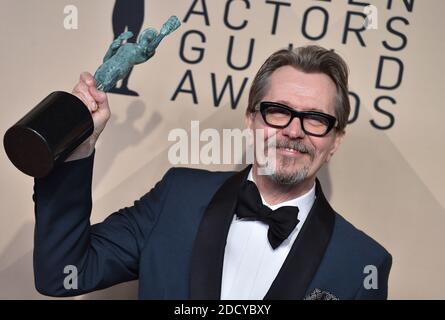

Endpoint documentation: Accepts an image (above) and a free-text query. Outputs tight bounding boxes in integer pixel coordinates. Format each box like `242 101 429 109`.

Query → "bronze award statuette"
4 16 180 178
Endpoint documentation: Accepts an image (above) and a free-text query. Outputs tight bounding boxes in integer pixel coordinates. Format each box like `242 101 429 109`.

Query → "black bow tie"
235 180 300 249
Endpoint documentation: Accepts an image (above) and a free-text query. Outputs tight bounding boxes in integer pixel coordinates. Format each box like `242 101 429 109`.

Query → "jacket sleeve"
33 151 174 297
354 253 393 300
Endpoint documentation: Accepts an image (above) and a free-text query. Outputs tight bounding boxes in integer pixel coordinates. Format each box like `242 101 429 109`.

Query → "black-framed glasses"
255 101 338 137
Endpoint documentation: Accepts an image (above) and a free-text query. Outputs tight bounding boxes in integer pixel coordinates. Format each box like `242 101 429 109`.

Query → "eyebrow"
274 100 326 113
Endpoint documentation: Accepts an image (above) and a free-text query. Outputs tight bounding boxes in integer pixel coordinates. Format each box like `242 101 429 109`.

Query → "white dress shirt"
220 169 316 300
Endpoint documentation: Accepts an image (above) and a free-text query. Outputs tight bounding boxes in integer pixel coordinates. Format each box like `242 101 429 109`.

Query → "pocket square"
304 288 339 300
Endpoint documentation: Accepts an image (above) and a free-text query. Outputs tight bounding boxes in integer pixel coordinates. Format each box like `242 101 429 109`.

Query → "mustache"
267 139 315 158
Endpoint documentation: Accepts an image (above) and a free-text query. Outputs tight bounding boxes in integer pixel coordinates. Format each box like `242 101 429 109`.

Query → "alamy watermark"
363 5 378 30
167 121 277 175
363 264 378 290
63 265 78 290
63 5 78 30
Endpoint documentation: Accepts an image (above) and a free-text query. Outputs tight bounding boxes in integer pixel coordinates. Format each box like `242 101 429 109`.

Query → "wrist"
65 138 96 162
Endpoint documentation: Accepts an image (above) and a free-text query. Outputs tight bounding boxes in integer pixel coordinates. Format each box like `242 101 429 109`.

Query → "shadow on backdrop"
108 0 145 96
0 223 48 299
93 99 161 189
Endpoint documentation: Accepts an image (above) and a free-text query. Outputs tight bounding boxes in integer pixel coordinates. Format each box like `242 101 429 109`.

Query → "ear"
325 130 345 163
245 111 255 130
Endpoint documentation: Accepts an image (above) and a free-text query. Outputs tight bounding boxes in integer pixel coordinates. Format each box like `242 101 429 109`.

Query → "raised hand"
67 72 111 161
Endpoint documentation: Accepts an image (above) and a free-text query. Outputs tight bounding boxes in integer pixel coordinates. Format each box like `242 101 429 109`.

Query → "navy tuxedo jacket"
33 153 392 299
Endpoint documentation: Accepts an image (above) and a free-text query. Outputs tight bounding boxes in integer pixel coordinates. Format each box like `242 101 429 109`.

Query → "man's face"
246 65 345 185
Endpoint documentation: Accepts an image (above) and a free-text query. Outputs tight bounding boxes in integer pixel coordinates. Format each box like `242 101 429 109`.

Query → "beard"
264 138 315 185
270 158 310 185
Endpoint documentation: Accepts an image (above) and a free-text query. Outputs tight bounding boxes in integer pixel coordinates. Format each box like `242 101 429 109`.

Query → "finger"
80 72 96 88
74 90 98 113
88 86 107 106
73 81 98 112
89 88 111 121
72 90 92 111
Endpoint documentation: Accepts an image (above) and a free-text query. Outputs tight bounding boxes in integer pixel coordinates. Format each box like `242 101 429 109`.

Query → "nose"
281 117 305 139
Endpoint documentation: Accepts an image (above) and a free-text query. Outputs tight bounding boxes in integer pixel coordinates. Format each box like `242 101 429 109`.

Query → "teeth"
280 147 306 153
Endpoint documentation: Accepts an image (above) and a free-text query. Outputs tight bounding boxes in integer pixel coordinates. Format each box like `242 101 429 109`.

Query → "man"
33 45 392 300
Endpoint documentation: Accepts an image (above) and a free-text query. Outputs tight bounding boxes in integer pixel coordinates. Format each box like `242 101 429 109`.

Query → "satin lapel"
189 166 251 299
264 179 335 300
